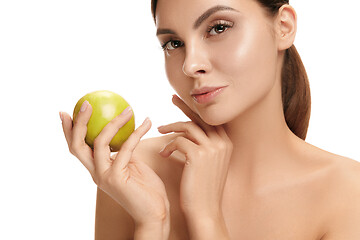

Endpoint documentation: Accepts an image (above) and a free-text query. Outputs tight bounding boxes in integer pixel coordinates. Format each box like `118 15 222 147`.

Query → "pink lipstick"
191 86 227 104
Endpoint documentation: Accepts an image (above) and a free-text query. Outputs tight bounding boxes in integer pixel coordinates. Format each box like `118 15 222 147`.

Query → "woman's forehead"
155 0 255 27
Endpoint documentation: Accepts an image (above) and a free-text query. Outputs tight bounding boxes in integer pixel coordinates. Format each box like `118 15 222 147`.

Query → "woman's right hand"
60 101 170 234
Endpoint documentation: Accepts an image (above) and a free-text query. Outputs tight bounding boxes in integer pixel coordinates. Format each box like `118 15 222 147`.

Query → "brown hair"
151 0 311 140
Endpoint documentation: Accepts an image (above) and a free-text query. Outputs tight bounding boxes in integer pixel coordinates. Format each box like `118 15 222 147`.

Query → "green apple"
73 90 135 152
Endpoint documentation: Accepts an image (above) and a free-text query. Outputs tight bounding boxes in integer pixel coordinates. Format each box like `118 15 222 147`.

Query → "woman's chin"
192 101 238 126
199 113 230 126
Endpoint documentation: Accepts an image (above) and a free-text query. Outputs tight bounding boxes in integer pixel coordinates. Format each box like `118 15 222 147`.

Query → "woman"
60 0 360 239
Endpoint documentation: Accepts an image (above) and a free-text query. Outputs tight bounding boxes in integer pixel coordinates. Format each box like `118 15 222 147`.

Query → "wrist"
134 200 171 240
134 218 170 240
186 215 230 240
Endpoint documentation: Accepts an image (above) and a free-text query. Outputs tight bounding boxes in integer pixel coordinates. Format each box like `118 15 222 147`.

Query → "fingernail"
142 117 150 126
80 101 89 112
59 112 64 122
121 106 132 115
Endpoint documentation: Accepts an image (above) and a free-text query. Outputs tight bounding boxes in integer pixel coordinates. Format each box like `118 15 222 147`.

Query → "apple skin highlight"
73 90 135 152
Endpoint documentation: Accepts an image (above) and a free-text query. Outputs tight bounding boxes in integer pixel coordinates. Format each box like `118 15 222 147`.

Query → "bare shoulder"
133 133 187 180
325 153 360 192
133 133 185 166
297 140 360 239
319 153 360 239
302 141 360 188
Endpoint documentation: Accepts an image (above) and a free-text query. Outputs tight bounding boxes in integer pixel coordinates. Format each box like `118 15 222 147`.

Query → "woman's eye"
162 40 183 51
207 22 233 36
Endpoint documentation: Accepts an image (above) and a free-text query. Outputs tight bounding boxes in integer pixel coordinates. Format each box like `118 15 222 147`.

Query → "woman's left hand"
157 95 233 226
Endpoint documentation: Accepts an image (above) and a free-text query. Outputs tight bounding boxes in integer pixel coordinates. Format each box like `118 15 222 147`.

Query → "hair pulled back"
151 0 311 140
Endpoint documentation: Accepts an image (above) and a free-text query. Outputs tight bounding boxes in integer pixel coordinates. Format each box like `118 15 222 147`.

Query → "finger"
113 117 152 170
66 102 95 174
157 121 208 145
172 95 217 137
93 107 133 174
60 111 73 149
71 101 93 151
159 135 198 159
215 125 231 143
215 125 233 154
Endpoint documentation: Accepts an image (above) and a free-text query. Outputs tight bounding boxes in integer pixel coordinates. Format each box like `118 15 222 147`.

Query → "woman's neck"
223 77 304 191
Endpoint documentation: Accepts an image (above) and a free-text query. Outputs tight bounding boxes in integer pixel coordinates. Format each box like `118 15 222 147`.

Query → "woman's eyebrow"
193 5 239 29
156 28 177 36
156 5 239 36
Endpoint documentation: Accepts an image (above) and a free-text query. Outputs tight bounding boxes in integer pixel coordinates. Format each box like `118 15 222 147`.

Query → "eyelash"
206 20 234 35
161 20 234 51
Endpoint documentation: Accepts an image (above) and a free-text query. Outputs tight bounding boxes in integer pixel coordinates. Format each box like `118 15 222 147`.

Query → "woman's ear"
276 4 297 50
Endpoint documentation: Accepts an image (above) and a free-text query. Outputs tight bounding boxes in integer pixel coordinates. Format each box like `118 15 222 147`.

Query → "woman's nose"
182 44 212 77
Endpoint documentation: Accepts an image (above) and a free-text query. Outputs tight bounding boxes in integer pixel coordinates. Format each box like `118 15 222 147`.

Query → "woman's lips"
191 86 227 104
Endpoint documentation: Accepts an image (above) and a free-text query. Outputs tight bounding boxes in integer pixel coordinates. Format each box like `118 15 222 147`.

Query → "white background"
0 0 359 239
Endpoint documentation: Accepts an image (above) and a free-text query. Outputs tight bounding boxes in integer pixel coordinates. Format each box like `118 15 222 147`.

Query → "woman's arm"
95 187 134 239
185 216 230 240
321 160 360 240
61 103 170 240
95 188 168 240
158 95 233 240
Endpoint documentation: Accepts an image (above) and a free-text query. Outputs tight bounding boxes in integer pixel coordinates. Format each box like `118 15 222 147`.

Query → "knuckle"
93 136 105 149
73 116 87 126
184 127 191 136
67 142 74 153
129 129 141 141
185 149 194 159
214 138 232 152
207 144 221 156
109 115 127 130
188 121 198 130
91 174 100 186
120 143 133 153
69 142 80 155
93 137 100 147
96 177 105 189
217 140 227 151
104 121 116 131
69 147 76 156
208 148 217 156
104 173 119 188
196 149 206 158
94 172 106 188
175 136 186 144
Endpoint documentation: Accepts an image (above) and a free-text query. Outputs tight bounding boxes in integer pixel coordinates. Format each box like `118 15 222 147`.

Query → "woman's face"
155 0 280 125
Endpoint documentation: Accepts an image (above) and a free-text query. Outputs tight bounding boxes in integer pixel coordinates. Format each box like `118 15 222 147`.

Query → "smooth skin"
61 102 170 239
61 0 360 239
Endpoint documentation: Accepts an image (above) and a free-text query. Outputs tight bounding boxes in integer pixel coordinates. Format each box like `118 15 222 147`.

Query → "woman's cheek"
165 55 194 102
210 27 261 104
212 25 263 80
165 55 183 90
210 23 279 120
